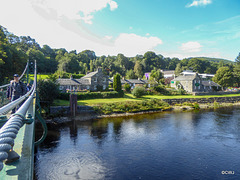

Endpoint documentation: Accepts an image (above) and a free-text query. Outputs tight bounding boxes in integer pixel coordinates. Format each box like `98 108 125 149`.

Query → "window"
103 78 106 82
93 77 97 82
103 85 106 90
87 86 90 90
94 85 97 90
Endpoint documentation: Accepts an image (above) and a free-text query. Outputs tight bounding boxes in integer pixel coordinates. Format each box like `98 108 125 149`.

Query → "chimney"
138 77 141 80
70 75 73 79
122 77 125 80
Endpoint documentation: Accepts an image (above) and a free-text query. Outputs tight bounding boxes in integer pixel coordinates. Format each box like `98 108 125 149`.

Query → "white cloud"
31 0 118 24
109 1 118 10
0 0 162 57
180 41 202 52
162 51 222 60
104 35 113 40
186 0 212 8
106 33 163 56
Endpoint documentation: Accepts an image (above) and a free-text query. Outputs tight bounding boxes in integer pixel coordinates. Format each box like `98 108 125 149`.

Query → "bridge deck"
0 121 35 179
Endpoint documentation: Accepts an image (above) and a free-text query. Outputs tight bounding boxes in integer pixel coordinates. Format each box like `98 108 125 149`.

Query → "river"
34 107 240 180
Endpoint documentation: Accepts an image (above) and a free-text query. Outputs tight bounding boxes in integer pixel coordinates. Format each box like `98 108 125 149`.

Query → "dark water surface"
34 107 240 180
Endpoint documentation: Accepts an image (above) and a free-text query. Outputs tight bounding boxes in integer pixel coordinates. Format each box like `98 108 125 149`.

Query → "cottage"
58 68 109 92
171 73 220 93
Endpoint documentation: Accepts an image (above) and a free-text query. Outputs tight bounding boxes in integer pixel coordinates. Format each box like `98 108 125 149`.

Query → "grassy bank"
53 93 240 106
93 99 171 114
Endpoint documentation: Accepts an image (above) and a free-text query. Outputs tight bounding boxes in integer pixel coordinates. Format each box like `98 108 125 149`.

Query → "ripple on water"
36 150 108 180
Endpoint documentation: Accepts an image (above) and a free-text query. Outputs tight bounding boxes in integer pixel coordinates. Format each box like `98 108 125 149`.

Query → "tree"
150 70 164 84
175 63 182 76
212 66 234 88
234 52 240 86
126 69 137 79
235 52 240 63
113 73 122 92
134 61 143 78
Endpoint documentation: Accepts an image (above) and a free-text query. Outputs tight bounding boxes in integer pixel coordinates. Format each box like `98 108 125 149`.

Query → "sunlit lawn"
53 93 240 106
28 74 49 81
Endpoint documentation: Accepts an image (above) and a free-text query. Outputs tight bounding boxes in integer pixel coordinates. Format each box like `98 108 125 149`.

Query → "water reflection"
35 106 240 180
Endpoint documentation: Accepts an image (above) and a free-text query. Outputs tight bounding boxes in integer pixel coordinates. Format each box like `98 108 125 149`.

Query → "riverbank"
47 99 240 123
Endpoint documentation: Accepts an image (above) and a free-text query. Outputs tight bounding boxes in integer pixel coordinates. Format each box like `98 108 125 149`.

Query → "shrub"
124 83 131 93
214 101 220 109
153 85 168 94
178 89 186 95
37 79 60 105
97 85 103 91
132 86 146 98
193 103 200 110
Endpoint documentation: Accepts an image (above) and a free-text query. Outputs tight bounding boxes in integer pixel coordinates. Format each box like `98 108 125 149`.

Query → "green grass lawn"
53 93 240 106
28 74 49 81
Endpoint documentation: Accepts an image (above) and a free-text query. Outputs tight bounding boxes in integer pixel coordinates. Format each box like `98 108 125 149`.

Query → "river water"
34 107 240 180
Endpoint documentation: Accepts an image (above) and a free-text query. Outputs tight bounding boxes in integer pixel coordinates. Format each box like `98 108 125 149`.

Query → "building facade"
171 73 220 93
58 68 109 92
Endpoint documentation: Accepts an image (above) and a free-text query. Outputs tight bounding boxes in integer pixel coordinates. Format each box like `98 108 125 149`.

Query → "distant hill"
188 57 234 64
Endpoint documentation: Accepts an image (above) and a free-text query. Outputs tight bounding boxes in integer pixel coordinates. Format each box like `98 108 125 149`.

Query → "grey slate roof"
83 71 98 78
172 75 196 81
121 79 148 84
202 81 221 87
57 79 81 86
108 79 149 84
162 70 175 75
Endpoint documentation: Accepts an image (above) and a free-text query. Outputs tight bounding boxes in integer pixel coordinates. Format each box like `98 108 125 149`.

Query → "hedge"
58 90 124 100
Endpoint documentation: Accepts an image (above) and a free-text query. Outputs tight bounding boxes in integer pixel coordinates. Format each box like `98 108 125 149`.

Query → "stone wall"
162 96 240 105
191 91 240 96
50 105 96 115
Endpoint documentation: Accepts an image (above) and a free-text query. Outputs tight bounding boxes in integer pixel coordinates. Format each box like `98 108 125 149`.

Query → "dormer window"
103 78 106 82
94 77 97 82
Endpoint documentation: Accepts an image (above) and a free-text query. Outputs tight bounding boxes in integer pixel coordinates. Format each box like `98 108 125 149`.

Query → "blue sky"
0 0 239 60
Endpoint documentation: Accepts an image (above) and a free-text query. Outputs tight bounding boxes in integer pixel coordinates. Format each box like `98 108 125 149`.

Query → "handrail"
0 61 36 171
0 60 29 89
0 85 35 115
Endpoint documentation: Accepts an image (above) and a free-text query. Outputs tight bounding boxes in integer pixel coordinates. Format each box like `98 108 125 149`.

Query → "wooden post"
70 94 77 116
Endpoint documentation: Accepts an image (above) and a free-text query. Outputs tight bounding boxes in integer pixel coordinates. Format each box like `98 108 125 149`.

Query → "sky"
0 0 239 60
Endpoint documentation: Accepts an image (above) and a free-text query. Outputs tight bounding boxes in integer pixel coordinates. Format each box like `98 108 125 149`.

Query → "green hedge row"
58 90 124 100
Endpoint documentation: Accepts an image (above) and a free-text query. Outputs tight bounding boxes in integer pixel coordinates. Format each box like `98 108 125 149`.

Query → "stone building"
58 68 109 92
171 73 220 93
109 78 149 89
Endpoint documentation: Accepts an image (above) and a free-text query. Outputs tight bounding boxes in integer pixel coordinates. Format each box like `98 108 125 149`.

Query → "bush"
132 86 146 98
152 85 168 94
37 79 60 105
124 83 131 93
193 103 200 109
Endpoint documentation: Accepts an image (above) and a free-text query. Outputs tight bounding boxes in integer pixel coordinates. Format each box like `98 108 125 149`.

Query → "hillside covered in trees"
0 25 236 85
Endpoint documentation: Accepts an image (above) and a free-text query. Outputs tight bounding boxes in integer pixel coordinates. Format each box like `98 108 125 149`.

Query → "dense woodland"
0 25 240 87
